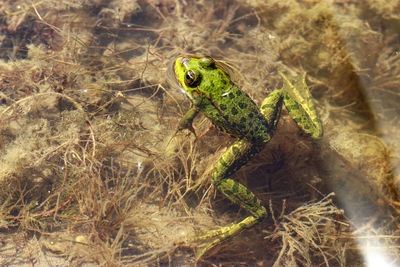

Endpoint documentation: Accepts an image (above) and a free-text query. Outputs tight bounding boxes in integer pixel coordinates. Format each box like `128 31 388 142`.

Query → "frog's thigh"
260 89 284 129
211 140 267 219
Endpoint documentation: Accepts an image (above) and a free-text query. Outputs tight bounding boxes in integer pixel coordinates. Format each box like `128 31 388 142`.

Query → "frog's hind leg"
259 89 284 132
280 72 323 139
192 139 267 259
260 73 323 139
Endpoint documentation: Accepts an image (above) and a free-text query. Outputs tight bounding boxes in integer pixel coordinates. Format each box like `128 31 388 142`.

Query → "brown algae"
0 0 400 265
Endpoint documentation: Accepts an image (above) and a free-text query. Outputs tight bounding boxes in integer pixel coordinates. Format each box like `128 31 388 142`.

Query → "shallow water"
0 0 399 266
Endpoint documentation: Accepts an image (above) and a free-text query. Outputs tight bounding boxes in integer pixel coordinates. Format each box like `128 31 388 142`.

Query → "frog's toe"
191 235 224 260
188 224 236 260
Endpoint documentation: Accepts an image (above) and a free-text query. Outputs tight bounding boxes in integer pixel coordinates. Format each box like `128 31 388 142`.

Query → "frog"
172 55 323 259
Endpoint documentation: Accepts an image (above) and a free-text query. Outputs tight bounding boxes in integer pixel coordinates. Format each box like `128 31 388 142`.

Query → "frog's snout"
179 57 190 66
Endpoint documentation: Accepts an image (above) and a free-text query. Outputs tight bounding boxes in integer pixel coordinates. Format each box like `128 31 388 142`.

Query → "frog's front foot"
177 106 199 137
177 123 196 137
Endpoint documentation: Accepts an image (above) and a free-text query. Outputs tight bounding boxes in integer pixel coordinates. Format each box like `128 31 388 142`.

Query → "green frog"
173 56 322 259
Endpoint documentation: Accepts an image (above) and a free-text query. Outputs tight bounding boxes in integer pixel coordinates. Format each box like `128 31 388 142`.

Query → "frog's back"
200 82 271 143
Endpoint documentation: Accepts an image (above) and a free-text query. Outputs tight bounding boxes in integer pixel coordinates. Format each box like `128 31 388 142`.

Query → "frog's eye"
199 57 216 69
184 69 202 87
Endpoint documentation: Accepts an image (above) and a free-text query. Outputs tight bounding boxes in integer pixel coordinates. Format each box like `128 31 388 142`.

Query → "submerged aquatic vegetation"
0 0 399 266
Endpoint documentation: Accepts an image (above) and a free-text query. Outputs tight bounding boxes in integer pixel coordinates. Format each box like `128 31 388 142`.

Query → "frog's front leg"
193 139 267 259
178 106 199 136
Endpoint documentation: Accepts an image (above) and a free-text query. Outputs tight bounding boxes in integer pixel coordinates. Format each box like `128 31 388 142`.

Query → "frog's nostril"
180 57 190 66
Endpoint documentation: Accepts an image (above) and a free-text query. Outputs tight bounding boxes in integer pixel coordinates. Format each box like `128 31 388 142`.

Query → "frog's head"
173 56 230 101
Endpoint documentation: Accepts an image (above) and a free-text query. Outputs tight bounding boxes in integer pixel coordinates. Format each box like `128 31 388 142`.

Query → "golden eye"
184 69 201 87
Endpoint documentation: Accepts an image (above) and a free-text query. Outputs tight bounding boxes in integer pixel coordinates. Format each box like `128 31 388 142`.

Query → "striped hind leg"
260 72 323 139
192 139 267 259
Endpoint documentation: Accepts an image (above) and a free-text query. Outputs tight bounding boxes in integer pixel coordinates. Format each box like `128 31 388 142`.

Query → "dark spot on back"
238 101 247 109
220 103 227 111
231 107 238 115
248 112 254 118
